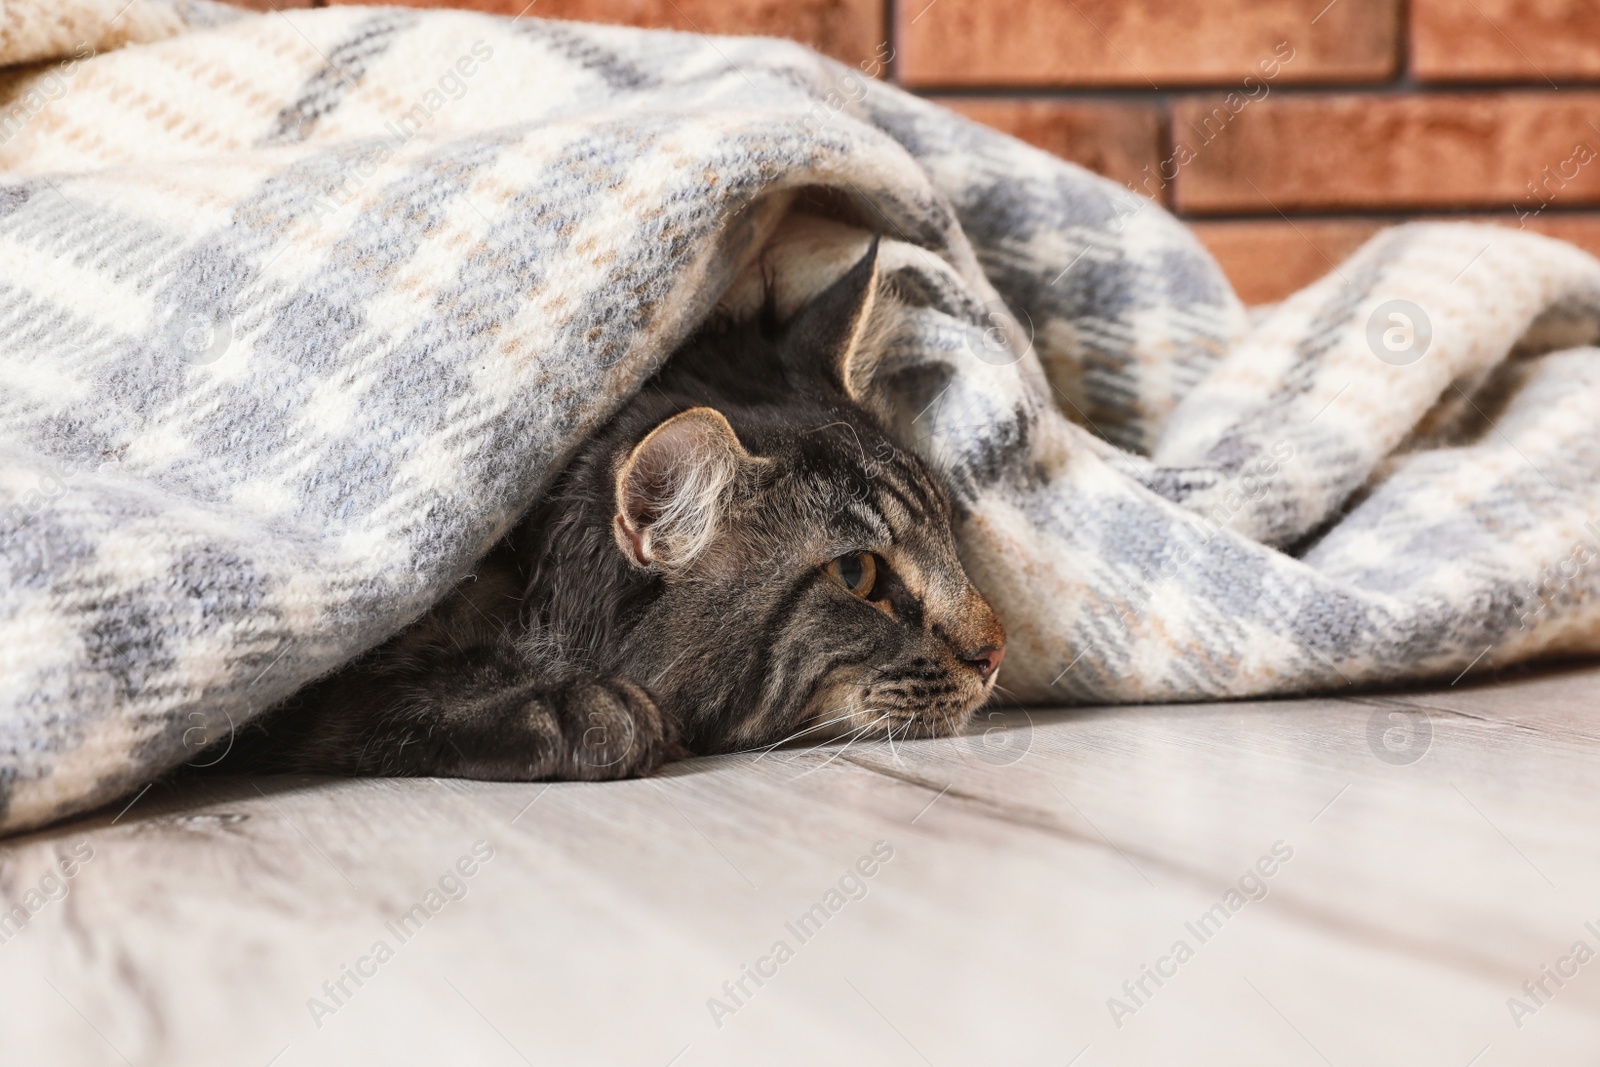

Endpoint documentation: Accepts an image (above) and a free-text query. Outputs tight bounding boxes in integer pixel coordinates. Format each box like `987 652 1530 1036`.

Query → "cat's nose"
960 644 1005 681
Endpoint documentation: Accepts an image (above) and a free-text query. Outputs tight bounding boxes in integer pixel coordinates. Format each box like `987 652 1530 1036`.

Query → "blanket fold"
2 0 1597 833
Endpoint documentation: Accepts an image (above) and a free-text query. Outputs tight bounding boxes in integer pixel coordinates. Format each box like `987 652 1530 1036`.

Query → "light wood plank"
2 662 1598 1065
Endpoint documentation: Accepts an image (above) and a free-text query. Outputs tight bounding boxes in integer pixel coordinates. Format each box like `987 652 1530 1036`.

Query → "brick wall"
242 0 1600 304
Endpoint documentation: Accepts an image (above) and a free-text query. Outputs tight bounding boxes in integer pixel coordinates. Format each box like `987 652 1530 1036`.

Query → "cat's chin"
788 682 988 748
877 707 977 740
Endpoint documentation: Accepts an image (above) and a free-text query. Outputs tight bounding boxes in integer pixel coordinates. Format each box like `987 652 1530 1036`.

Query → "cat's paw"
553 676 682 780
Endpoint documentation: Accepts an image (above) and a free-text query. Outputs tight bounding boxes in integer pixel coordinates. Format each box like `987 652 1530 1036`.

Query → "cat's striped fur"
227 240 1005 779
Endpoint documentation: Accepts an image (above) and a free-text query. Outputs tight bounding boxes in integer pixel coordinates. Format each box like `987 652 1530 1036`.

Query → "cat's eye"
825 552 878 598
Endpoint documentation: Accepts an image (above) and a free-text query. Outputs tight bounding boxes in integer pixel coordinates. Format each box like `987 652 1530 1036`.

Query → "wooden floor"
3 662 1599 1066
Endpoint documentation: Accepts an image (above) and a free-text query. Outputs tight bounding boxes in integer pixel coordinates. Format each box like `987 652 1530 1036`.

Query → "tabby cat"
231 238 1005 780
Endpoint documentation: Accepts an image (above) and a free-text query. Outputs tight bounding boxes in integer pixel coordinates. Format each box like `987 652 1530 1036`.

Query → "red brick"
1413 0 1600 83
897 0 1398 88
1190 219 1387 304
1190 214 1600 305
938 99 1163 191
1511 214 1600 259
329 0 886 68
1172 93 1600 214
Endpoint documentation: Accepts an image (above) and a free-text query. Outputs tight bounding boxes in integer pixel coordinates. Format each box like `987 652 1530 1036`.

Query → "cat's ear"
613 406 760 572
781 235 883 402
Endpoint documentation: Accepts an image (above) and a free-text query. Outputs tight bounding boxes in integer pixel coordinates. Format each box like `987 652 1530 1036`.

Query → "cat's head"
534 239 1005 755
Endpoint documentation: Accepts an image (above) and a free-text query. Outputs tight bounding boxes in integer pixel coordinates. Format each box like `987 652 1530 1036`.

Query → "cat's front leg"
538 675 685 781
401 674 684 782
236 660 687 781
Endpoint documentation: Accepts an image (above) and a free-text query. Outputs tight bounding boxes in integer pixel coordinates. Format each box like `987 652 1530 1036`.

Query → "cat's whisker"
793 716 877 778
806 703 883 764
843 713 884 752
791 732 863 778
772 661 901 761
245 239 1009 789
646 644 698 688
883 714 903 764
848 711 888 755
751 710 861 761
774 683 885 763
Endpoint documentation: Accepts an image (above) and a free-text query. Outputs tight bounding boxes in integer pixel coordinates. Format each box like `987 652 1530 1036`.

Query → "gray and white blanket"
3 0 1597 834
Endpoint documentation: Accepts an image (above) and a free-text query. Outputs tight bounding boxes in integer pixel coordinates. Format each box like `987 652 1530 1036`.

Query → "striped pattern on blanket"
2 0 1597 832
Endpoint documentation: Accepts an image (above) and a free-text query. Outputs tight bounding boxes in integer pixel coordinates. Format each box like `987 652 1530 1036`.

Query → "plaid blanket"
3 0 1597 833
